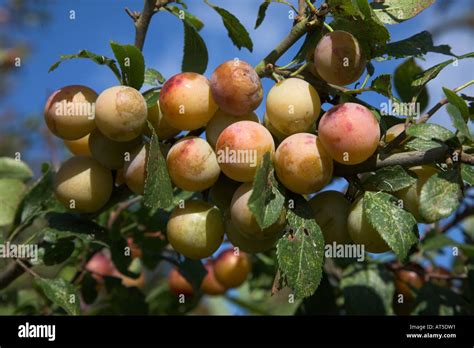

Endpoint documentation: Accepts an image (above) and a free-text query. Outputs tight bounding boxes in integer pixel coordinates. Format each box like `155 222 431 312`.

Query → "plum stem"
323 21 334 32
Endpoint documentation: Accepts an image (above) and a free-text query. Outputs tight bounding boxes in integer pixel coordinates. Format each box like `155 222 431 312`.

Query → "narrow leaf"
0 157 33 182
35 278 80 315
182 21 208 74
372 0 434 25
110 41 145 90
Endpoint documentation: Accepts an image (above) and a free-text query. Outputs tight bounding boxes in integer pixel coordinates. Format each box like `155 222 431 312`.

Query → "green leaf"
406 123 455 142
363 191 418 261
411 52 474 98
164 5 204 30
41 238 75 266
419 170 462 222
381 31 453 61
142 88 160 108
205 0 253 52
328 0 364 17
182 21 208 74
255 0 297 29
371 0 434 25
370 74 393 98
0 157 33 182
48 49 121 82
446 104 472 141
461 164 474 186
110 238 139 278
14 164 59 225
331 0 390 59
35 278 80 315
143 130 174 210
276 196 324 299
144 68 166 86
413 283 470 315
394 58 429 112
110 41 145 90
0 179 25 226
248 153 285 229
102 277 148 315
421 234 474 257
178 257 208 291
403 138 444 151
292 29 322 64
44 212 107 238
340 263 395 315
444 87 470 122
363 165 417 192
81 273 98 305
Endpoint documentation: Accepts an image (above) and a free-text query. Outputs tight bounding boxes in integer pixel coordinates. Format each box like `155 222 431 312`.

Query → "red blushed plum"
206 109 259 149
314 31 366 86
168 268 194 297
94 86 147 142
200 262 227 296
166 137 220 192
210 60 263 116
274 133 333 194
213 248 252 288
54 156 113 213
160 72 218 130
318 103 380 165
44 85 97 140
215 121 275 182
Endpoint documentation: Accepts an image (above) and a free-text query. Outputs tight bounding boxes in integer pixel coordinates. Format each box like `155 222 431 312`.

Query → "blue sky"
2 0 474 312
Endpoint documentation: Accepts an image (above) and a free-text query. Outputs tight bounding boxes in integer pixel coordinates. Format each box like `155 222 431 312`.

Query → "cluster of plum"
44 30 433 292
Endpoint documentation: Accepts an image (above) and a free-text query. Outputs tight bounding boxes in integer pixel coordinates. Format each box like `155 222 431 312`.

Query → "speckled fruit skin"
168 268 194 297
167 137 220 192
266 78 320 136
230 182 286 240
318 103 380 165
94 86 147 142
214 248 251 288
206 109 259 149
225 218 280 253
210 60 263 116
215 121 275 182
384 123 405 143
393 166 438 222
167 200 224 260
314 31 366 86
308 190 352 244
201 262 228 296
160 72 218 130
54 156 113 213
146 101 180 139
64 134 92 157
89 129 142 170
275 133 333 194
347 196 390 253
44 85 97 140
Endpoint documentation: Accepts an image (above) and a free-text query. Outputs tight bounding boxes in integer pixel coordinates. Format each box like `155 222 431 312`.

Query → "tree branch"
333 146 458 176
132 0 174 51
255 17 312 77
0 260 30 290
